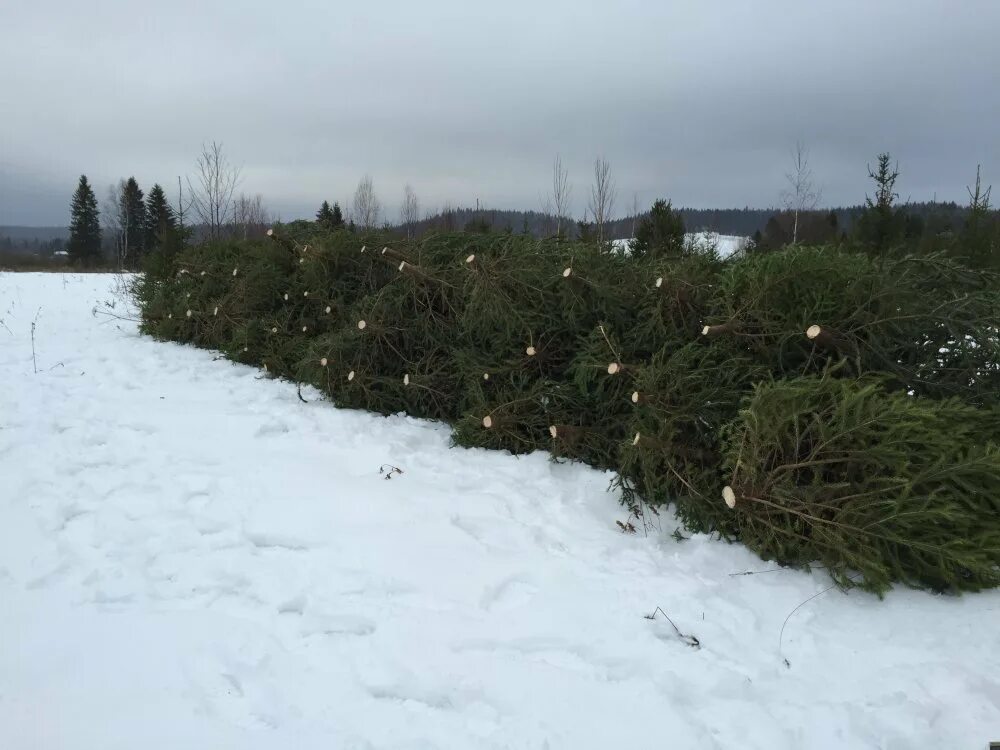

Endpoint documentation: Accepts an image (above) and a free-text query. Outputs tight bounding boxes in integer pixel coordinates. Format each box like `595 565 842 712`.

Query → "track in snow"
1 272 998 749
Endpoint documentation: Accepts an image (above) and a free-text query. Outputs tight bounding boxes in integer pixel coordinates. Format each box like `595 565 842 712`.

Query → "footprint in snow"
277 594 307 615
254 420 290 438
303 614 377 637
480 575 539 611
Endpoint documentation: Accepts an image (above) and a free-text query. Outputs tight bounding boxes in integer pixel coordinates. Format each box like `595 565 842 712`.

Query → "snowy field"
2 272 998 750
611 233 749 258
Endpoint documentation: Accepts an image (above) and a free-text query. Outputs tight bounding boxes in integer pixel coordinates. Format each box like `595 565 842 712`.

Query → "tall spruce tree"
145 183 177 252
68 175 102 266
120 177 146 268
961 165 996 269
577 217 596 243
316 200 335 228
855 153 904 255
316 200 345 230
630 199 685 258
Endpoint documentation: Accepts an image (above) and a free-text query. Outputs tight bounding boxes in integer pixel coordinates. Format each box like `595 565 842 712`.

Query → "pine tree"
316 200 335 229
120 177 146 268
331 202 344 228
68 175 102 266
145 183 177 253
630 199 685 258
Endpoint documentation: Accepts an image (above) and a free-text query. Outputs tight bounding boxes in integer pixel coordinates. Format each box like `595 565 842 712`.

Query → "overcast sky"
2 0 998 226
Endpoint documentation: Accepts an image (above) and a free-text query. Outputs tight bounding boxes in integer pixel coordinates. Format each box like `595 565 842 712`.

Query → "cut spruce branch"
722 486 737 509
805 324 858 357
720 374 1000 594
380 246 410 266
135 231 1000 595
266 227 297 253
398 260 443 286
606 361 641 375
701 320 740 337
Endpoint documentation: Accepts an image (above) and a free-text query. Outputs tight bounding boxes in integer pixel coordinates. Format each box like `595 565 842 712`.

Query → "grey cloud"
1 0 998 225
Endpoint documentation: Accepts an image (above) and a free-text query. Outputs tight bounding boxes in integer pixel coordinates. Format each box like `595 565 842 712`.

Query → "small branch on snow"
731 565 827 577
778 573 859 668
644 606 700 649
379 464 404 480
729 567 785 577
30 307 41 374
615 512 639 534
91 306 141 324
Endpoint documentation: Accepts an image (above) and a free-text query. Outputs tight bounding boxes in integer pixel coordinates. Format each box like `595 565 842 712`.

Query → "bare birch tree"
102 180 126 269
781 141 820 244
551 154 572 238
540 195 554 236
589 157 616 242
401 184 420 238
188 141 242 240
102 178 145 269
353 175 381 230
233 193 269 239
630 192 640 240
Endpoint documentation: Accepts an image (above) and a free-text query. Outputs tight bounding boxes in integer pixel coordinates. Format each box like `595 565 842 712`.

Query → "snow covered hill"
1 272 998 750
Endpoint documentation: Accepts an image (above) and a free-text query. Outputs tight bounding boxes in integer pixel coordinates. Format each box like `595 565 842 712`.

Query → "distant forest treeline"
0 200 977 258
355 201 974 241
4 139 995 273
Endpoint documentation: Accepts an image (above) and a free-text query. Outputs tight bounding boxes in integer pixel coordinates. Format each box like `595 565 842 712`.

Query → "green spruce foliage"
316 202 346 232
135 226 1000 596
464 217 492 234
316 200 336 230
145 184 177 254
68 175 102 266
331 202 345 228
630 199 685 258
854 153 909 255
960 166 997 270
721 374 1000 594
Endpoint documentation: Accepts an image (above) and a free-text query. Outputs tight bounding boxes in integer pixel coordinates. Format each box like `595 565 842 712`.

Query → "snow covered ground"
612 232 749 258
1 272 998 750
686 232 749 258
